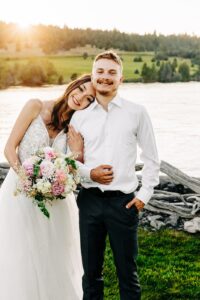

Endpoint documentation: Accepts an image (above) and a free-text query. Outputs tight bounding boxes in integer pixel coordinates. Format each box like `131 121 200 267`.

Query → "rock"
147 215 166 230
165 214 179 227
150 220 165 230
147 215 162 222
139 218 149 226
184 217 200 233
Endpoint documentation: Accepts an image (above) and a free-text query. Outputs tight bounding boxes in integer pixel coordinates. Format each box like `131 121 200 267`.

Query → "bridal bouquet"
15 147 80 218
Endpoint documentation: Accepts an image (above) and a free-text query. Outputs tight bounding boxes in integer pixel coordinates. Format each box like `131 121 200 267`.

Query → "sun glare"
17 22 31 32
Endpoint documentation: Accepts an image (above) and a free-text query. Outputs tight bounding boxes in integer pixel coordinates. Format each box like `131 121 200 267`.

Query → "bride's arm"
4 99 42 173
67 125 84 162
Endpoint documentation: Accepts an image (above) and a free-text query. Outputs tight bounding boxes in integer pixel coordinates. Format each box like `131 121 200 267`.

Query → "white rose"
36 179 51 194
54 158 67 171
64 174 76 193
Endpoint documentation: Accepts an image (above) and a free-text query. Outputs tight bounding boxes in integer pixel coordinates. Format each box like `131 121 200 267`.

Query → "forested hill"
0 21 200 57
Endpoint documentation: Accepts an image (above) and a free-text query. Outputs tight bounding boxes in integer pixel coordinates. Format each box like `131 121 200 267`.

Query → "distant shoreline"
1 80 200 92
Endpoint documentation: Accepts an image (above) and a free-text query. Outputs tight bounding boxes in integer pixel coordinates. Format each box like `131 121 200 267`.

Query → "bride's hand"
67 125 84 161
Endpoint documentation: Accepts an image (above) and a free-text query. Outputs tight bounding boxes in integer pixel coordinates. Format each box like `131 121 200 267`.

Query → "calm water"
0 82 200 176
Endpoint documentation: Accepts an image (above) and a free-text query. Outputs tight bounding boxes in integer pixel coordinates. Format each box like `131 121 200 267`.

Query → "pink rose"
52 181 65 196
22 160 34 176
55 169 67 183
44 147 57 160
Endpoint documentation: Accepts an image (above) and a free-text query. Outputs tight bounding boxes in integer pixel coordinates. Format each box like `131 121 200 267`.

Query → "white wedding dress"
0 115 83 300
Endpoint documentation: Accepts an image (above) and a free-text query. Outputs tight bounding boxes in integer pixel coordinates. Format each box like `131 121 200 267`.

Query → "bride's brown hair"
49 74 92 133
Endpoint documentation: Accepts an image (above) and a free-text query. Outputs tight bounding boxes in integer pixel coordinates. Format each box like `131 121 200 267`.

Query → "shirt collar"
110 94 122 108
90 94 122 111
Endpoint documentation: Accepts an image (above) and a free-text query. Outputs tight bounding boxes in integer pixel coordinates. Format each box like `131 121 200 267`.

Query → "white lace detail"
18 115 67 163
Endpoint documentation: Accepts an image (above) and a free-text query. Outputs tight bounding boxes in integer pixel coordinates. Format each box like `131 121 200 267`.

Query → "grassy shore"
104 228 200 299
3 52 197 83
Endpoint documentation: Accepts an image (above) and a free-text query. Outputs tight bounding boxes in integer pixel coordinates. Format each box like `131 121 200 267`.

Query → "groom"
70 51 159 300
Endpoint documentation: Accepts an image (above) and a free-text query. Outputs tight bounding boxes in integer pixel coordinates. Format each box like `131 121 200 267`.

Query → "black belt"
83 187 133 198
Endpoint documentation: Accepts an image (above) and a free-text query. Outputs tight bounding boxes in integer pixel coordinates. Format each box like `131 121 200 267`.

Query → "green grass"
104 228 200 300
2 52 197 83
49 56 94 81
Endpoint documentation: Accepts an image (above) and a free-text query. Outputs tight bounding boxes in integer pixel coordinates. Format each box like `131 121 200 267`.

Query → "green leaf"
37 202 50 218
33 159 42 177
65 158 77 170
35 193 44 202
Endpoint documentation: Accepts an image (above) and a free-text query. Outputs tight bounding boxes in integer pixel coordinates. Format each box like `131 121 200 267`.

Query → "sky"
1 0 200 36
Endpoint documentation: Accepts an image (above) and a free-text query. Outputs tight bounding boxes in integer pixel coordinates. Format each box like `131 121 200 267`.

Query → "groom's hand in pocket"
126 197 145 212
90 165 113 184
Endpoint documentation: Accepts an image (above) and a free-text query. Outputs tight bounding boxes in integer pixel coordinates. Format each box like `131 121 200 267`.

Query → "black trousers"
76 187 141 300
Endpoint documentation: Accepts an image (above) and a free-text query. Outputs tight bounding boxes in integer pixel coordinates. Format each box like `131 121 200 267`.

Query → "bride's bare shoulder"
26 98 43 109
23 99 43 117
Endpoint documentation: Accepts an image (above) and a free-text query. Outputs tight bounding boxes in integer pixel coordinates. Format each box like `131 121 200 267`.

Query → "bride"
0 75 95 300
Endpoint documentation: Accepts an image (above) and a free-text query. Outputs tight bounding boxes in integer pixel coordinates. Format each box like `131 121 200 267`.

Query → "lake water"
0 82 200 176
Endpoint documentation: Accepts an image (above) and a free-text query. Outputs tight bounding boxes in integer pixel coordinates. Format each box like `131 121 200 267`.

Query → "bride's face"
68 82 95 111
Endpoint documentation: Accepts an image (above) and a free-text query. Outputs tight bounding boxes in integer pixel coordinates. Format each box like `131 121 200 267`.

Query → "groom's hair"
93 50 123 71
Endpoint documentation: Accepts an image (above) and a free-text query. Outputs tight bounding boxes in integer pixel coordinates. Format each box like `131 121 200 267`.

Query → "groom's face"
92 58 122 96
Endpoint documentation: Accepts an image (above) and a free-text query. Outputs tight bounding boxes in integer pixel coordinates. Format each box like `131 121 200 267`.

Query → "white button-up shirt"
70 94 160 204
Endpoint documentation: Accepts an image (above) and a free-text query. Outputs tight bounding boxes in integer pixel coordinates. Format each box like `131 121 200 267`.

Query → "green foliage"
33 160 42 177
20 59 57 86
0 57 58 87
133 56 143 62
153 34 159 55
156 60 160 67
192 65 200 81
141 63 158 83
158 62 173 82
104 228 200 299
70 73 78 81
83 52 88 60
37 201 50 218
57 74 64 85
178 62 190 81
65 158 77 170
0 62 16 88
1 21 200 56
0 52 199 89
192 55 200 66
140 59 190 83
171 58 178 72
155 53 169 61
20 60 46 86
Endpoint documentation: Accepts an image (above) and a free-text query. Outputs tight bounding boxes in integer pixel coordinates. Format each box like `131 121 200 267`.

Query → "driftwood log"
141 160 200 233
160 160 200 194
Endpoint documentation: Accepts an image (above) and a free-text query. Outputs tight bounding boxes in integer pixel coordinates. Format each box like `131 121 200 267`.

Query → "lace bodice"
18 115 67 163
